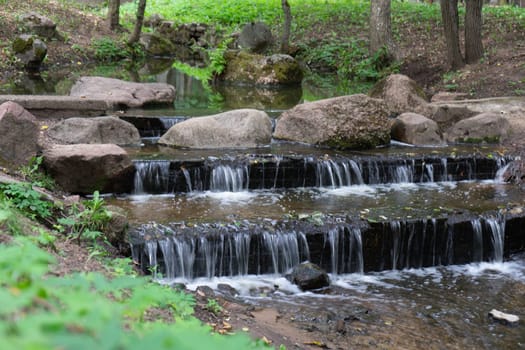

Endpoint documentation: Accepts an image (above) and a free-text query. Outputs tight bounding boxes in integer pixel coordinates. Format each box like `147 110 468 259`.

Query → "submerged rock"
12 34 47 70
43 144 135 194
391 112 444 146
158 109 272 149
274 94 391 149
488 309 519 326
70 77 175 108
446 112 510 144
289 262 330 291
220 50 303 85
0 101 39 168
47 116 141 146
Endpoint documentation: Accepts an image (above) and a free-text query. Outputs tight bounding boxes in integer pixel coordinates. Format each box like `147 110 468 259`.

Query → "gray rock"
220 50 303 85
0 102 39 168
391 112 444 146
158 109 272 149
274 94 391 149
47 116 141 146
43 144 135 194
12 35 47 70
104 205 129 247
430 91 469 103
21 12 58 40
238 21 273 53
446 112 510 144
369 74 430 116
428 104 478 131
289 262 330 291
497 160 525 185
70 77 175 108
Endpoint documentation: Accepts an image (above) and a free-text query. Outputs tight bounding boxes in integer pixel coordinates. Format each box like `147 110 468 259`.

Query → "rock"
369 74 430 116
220 50 303 85
42 144 135 194
428 104 478 131
498 160 525 185
104 205 129 247
144 13 164 28
47 116 141 146
0 102 39 168
488 309 519 326
391 112 444 146
238 22 273 53
158 109 272 148
273 94 391 149
20 12 58 40
289 262 330 291
70 77 175 108
12 35 47 70
140 33 177 57
217 84 302 111
430 91 469 103
446 112 510 144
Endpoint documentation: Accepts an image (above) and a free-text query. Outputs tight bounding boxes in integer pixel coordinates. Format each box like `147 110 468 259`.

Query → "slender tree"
281 0 292 53
128 0 147 45
369 0 395 59
440 0 464 69
464 0 484 63
108 0 120 31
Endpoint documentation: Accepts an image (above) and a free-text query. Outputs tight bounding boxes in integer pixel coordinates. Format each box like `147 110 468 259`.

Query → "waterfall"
326 226 363 274
315 159 364 188
210 164 249 192
159 117 188 130
133 160 171 194
262 231 305 274
471 219 484 262
485 215 505 262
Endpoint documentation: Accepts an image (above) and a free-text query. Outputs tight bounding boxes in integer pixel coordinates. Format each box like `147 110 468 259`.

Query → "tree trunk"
440 0 465 69
465 0 484 63
369 0 395 58
108 0 120 31
281 0 292 53
128 0 147 45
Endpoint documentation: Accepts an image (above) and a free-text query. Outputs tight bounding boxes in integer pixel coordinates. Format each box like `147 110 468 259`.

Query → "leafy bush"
91 37 144 62
18 156 56 190
0 182 53 221
0 237 269 350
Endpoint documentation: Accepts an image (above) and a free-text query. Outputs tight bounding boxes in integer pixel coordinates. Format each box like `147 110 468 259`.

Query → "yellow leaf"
261 336 272 345
41 125 49 130
304 340 328 348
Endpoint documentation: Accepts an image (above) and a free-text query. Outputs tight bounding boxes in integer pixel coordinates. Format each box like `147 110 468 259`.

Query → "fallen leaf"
304 340 328 348
261 336 272 345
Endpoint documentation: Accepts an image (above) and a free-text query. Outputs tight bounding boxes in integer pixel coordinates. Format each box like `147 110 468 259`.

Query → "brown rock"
391 112 444 146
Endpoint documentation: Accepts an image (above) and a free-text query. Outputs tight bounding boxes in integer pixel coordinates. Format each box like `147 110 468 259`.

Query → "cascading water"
471 218 484 262
210 164 249 192
485 215 505 262
133 160 171 194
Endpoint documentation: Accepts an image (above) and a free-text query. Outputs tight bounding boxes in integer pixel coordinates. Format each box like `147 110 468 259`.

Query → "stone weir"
132 154 508 194
120 116 189 138
128 210 525 280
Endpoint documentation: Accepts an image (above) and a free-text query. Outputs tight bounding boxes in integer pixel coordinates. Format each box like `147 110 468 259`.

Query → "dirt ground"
1 1 525 348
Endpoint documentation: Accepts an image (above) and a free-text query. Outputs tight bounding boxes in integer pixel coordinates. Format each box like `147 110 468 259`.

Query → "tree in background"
440 0 485 69
440 0 464 69
128 0 147 45
108 0 120 31
369 0 396 60
281 0 292 53
464 0 484 63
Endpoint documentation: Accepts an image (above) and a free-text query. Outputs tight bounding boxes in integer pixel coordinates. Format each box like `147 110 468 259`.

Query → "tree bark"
108 0 120 31
281 0 292 53
128 0 147 45
440 0 464 69
464 0 484 63
369 0 395 58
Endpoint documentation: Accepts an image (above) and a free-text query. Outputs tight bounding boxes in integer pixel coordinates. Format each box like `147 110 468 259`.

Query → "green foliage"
19 156 56 190
91 38 145 62
57 191 112 243
0 237 269 350
0 182 53 221
206 298 223 315
0 199 21 235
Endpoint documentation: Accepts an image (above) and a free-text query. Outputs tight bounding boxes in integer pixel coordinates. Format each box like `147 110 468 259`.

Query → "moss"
322 132 390 150
12 36 34 53
458 135 501 144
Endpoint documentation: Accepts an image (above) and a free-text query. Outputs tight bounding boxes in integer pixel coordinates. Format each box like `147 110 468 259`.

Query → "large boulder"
220 50 303 85
20 12 58 40
158 109 272 148
0 102 39 168
43 144 135 194
12 34 47 70
273 94 391 149
369 74 430 116
288 262 330 291
391 112 444 146
446 112 510 144
140 33 177 57
47 116 141 146
70 77 176 108
238 22 273 53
